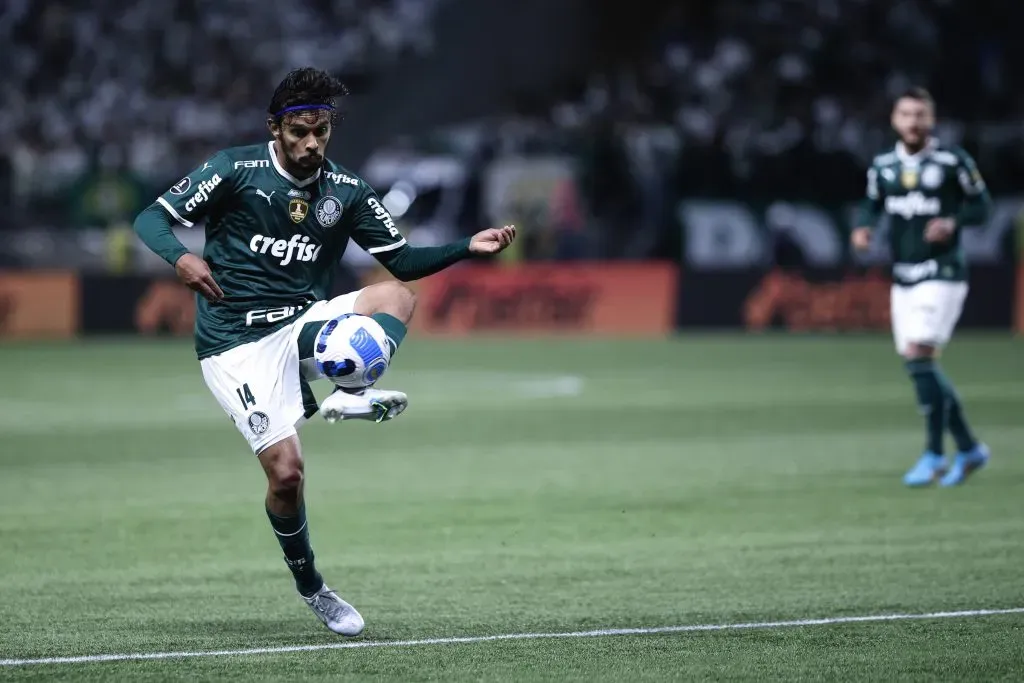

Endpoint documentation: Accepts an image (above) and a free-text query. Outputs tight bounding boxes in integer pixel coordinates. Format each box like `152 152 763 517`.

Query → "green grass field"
1 334 1022 681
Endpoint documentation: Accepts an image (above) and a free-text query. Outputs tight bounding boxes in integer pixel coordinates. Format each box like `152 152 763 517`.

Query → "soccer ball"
314 314 392 390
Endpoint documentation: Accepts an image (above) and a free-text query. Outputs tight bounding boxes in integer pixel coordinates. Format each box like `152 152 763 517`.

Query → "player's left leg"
351 280 417 356
308 282 415 422
294 282 415 422
897 280 988 487
922 282 990 487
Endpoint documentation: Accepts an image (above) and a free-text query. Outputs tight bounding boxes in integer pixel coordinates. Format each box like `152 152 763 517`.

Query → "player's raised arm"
851 165 884 251
133 153 233 302
348 183 515 281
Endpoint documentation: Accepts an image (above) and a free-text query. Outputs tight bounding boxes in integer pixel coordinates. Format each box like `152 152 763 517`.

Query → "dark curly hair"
267 67 349 123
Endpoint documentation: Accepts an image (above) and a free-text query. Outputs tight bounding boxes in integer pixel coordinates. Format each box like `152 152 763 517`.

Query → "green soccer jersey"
856 138 991 286
153 142 410 358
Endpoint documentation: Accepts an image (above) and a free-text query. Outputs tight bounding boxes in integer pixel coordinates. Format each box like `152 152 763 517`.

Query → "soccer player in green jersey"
851 87 991 488
133 68 516 635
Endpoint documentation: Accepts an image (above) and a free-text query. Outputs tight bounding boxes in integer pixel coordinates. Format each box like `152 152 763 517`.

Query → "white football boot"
303 584 365 636
320 387 408 424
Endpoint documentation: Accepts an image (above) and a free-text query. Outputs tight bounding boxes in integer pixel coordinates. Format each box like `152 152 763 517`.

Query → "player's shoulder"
323 159 372 195
933 142 975 167
870 146 899 168
214 143 273 168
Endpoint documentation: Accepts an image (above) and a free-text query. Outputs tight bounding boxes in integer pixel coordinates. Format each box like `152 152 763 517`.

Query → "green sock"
934 367 978 452
371 313 407 357
266 503 323 597
905 358 946 455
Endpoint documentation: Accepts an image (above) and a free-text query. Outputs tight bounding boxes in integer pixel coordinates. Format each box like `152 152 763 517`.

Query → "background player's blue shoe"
939 443 989 487
903 452 946 487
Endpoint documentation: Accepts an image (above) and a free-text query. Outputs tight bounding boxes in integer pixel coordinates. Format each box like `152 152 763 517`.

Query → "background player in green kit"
133 68 516 636
851 87 991 488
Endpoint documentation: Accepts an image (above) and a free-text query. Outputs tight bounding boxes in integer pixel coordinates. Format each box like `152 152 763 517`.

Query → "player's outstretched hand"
175 253 224 303
924 217 956 243
850 226 873 251
469 224 517 255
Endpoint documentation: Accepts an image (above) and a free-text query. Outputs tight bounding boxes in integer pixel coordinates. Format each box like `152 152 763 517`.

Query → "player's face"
891 97 934 148
271 111 332 173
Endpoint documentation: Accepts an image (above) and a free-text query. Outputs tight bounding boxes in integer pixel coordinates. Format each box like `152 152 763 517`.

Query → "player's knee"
904 342 937 360
268 460 303 499
259 443 304 499
391 282 417 321
356 281 416 323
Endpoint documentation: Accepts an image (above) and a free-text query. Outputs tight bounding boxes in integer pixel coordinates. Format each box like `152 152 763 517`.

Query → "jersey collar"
268 141 322 187
895 136 938 165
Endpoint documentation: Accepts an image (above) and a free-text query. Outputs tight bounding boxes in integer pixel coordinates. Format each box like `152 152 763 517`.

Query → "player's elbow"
391 270 417 283
383 264 418 283
133 203 167 236
964 195 992 226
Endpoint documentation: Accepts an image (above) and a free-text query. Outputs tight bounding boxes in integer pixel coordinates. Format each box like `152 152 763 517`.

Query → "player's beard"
296 154 323 171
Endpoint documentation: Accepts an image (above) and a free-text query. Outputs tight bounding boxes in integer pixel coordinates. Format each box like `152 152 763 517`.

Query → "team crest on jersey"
921 164 943 189
170 177 191 195
288 198 309 223
900 168 919 189
315 196 343 227
247 411 270 435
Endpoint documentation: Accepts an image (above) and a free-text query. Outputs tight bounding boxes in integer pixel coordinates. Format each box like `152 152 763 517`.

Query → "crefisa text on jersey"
184 175 224 212
248 233 322 266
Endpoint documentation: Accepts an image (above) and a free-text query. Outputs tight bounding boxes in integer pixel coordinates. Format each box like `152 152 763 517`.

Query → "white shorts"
890 280 968 356
200 290 363 455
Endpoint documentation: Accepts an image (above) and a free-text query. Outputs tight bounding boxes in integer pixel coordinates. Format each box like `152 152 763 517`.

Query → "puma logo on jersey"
184 174 223 212
248 233 321 266
884 192 941 219
256 189 275 205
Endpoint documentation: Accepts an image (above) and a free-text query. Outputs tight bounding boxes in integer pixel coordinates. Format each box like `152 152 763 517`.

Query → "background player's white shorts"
890 280 968 356
200 290 364 455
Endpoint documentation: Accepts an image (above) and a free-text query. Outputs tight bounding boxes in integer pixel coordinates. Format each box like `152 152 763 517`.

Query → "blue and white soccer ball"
314 314 392 390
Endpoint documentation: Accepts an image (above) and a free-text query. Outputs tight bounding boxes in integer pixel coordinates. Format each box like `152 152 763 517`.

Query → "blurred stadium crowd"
1 0 441 212
1 0 1021 264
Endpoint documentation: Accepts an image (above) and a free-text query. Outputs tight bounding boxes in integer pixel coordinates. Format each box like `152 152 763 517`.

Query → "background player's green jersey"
135 142 471 359
855 138 991 286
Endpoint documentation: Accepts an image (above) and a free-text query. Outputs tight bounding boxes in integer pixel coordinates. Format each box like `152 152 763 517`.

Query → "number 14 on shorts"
236 383 256 410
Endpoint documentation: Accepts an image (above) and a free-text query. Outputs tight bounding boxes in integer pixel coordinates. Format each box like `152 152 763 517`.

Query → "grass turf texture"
0 334 1022 681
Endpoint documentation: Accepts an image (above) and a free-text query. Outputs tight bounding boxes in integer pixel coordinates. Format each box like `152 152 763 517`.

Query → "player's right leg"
198 329 364 636
259 435 364 636
893 283 947 486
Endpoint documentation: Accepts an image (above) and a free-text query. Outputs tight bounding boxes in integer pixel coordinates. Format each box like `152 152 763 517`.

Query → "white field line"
2 607 1022 667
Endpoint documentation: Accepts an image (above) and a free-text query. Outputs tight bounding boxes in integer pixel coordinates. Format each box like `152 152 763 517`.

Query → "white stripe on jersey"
156 197 195 228
366 238 407 254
